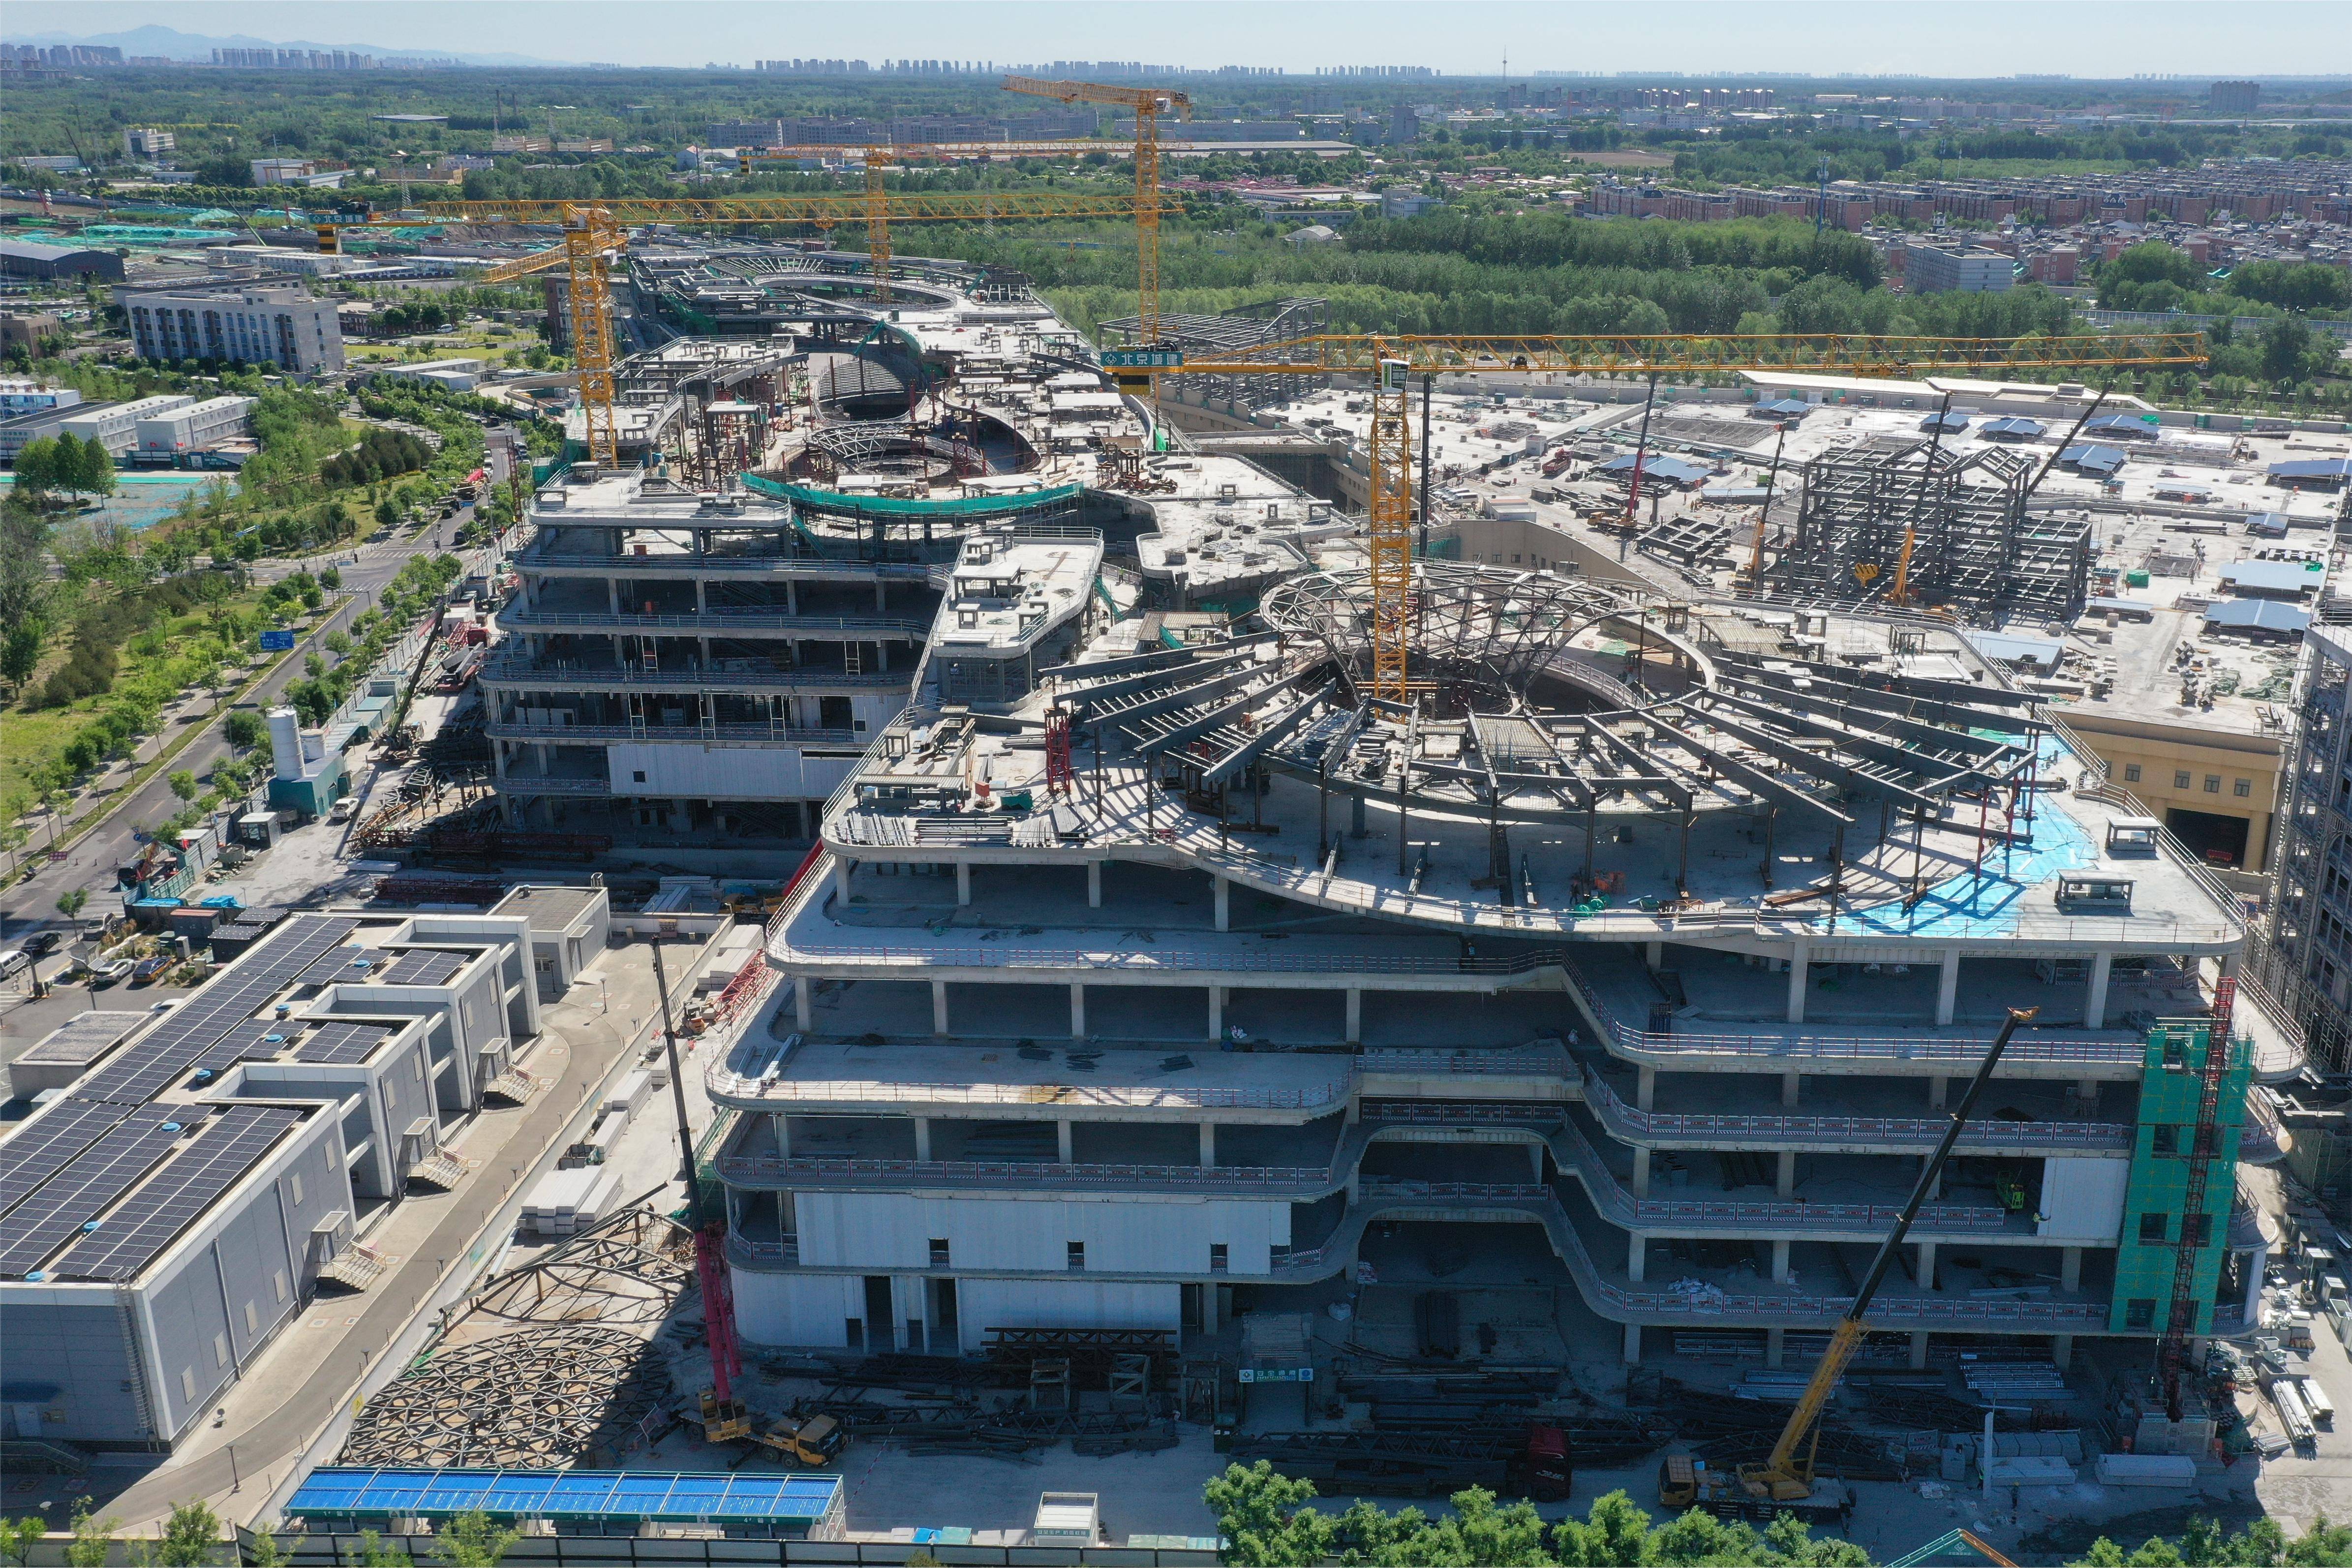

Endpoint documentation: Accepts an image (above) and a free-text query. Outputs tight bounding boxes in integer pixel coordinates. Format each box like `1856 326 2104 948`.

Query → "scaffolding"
1100 297 1330 411
1763 442 2090 626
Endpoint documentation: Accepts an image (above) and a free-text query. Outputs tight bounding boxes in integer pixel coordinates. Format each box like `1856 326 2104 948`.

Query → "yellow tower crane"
1149 333 2204 704
737 140 1122 302
325 188 1172 465
1001 76 1191 345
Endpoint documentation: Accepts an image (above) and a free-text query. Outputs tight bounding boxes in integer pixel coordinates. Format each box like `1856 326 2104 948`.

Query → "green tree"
58 888 88 921
63 1502 114 1568
2071 1514 2352 1567
2261 315 2317 385
168 769 199 803
1205 1463 1335 1567
49 432 89 498
320 565 343 591
13 436 59 496
427 1511 521 1568
0 624 41 692
154 1501 221 1568
356 1531 414 1568
0 1517 47 1568
82 441 117 501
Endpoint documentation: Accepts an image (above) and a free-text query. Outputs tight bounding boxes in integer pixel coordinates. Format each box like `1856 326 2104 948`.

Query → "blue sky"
10 0 2349 76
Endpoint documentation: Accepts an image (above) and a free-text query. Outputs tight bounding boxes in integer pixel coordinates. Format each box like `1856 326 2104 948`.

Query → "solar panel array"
71 918 359 1106
379 949 467 988
48 1107 301 1283
296 1022 395 1066
0 1107 188 1277
0 1099 140 1217
190 1020 296 1076
302 947 391 985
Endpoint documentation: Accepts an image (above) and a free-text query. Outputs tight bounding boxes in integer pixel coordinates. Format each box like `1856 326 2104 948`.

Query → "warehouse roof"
1982 416 2047 439
2060 443 2129 476
2202 598 2312 635
2269 458 2352 482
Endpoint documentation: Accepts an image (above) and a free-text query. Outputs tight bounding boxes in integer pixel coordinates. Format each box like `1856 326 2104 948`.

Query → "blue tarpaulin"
285 1469 841 1534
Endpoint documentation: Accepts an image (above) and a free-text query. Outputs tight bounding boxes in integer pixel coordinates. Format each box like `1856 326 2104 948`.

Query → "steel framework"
1763 442 2092 624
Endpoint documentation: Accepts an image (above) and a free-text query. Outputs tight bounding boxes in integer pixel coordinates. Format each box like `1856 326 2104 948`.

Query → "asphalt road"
0 521 477 953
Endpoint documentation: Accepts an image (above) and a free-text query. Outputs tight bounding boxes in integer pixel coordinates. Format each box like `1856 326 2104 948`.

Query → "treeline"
2100 241 2352 316
28 570 221 709
11 431 117 500
322 429 431 488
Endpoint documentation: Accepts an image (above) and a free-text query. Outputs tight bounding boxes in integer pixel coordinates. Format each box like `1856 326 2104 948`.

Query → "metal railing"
481 656 900 691
1559 958 2145 1068
718 1153 1332 1193
500 606 934 637
519 549 953 584
495 775 611 795
486 720 860 746
705 1070 1352 1110
1578 1063 2133 1152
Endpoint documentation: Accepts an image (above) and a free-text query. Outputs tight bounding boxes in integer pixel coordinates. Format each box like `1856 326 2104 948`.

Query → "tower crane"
324 187 1169 464
1155 332 2204 706
1001 76 1191 345
737 140 1122 301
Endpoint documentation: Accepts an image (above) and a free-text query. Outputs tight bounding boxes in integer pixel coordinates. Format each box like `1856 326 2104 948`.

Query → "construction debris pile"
337 1208 692 1469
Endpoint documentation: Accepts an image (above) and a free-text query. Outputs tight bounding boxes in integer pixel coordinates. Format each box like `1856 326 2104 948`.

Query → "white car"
328 796 358 824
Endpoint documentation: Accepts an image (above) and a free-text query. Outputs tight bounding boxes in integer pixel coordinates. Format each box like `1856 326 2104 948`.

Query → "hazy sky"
11 0 2351 77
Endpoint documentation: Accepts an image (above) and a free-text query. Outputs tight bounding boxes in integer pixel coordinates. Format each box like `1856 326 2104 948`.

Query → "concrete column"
774 1112 791 1159
1528 1144 1546 1181
2085 949 2113 1027
913 1117 931 1161
608 577 620 613
1769 1238 1790 1283
1781 1072 1801 1107
1208 986 1223 1042
1767 1326 1786 1368
1645 941 1664 970
930 980 948 1035
1345 989 1363 1045
1909 1331 1930 1370
1628 1233 1648 1283
1636 1066 1656 1112
1198 1122 1216 1169
1936 949 1962 1027
1631 1147 1652 1198
1069 984 1086 1039
1623 1323 1643 1364
1214 874 1229 932
2052 1333 2073 1368
1917 1240 1937 1292
794 980 812 1031
956 861 972 906
1787 941 1809 1024
1346 1169 1360 1202
1344 1097 1360 1126
1202 1283 1220 1335
1929 1076 1950 1110
2242 1244 2268 1326
2075 1079 2099 1110
2221 951 2242 980
833 858 852 908
1056 1120 1074 1165
2061 1246 2082 1293
1087 861 1102 908
1776 1151 1797 1198
1924 1154 1943 1199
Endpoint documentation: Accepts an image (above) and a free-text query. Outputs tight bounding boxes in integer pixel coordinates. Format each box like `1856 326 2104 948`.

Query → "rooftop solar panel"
295 1022 394 1065
0 1099 135 1219
191 1020 296 1075
380 949 467 987
48 1106 300 1283
0 1107 190 1278
301 947 393 984
69 917 360 1107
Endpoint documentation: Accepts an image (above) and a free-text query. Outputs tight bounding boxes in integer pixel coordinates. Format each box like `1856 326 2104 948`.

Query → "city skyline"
6 0 2350 78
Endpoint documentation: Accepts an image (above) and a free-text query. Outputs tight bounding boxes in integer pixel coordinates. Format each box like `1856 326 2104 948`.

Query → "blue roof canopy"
1596 453 1711 486
284 1469 841 1531
2083 413 2160 438
1982 416 2047 438
2202 598 2312 635
1752 398 1811 417
2269 458 2352 482
2060 443 2128 475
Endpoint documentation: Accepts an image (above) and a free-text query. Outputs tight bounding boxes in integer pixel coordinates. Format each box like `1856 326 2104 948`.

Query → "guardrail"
501 607 934 637
1578 1063 2133 1151
718 1153 1332 1192
705 1070 1352 1110
1559 957 2145 1067
481 658 900 691
518 550 953 584
494 775 611 795
486 721 860 746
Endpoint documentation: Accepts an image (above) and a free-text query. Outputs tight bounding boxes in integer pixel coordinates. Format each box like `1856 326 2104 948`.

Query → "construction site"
9 72 2345 1561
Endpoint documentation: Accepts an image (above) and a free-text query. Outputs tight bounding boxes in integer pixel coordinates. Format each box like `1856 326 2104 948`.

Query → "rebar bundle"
336 1325 670 1468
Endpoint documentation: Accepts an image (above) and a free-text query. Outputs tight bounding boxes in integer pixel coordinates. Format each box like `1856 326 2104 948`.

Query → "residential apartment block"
117 283 346 373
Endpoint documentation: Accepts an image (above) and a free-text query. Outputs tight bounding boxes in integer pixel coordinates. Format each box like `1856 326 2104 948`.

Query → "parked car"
130 955 172 984
85 954 133 986
0 949 30 980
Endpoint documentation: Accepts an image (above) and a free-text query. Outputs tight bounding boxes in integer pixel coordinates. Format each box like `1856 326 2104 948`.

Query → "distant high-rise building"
2208 81 2260 113
123 127 176 159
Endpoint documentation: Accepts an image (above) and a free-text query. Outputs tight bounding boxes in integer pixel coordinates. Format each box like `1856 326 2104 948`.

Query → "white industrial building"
0 899 594 1449
133 394 256 462
117 283 346 373
58 395 195 457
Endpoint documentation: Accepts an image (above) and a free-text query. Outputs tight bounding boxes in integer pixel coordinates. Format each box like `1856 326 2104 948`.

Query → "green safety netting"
739 472 1082 518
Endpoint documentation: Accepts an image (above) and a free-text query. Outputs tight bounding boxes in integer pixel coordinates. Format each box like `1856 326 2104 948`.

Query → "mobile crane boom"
1739 1006 2041 1502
